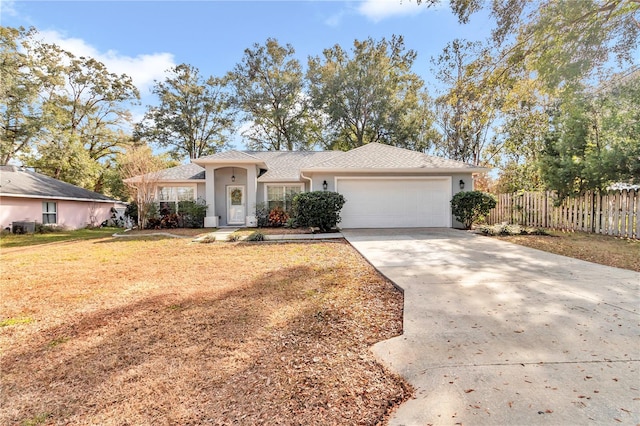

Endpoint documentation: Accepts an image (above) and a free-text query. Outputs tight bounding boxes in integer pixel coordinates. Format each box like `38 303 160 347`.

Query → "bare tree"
121 145 165 228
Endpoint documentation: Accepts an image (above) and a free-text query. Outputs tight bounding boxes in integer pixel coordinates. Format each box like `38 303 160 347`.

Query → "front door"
227 185 246 225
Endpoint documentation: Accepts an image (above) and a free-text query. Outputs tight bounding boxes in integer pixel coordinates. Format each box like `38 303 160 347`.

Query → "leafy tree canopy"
540 70 640 198
308 35 435 152
423 0 639 191
229 38 314 151
0 26 42 166
137 63 235 161
1 26 140 193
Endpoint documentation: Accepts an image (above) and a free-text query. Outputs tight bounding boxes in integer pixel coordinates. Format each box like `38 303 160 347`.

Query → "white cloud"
0 0 18 17
325 9 348 27
357 0 426 22
37 30 175 94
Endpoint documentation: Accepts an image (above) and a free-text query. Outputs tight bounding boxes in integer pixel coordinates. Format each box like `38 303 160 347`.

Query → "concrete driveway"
342 228 640 425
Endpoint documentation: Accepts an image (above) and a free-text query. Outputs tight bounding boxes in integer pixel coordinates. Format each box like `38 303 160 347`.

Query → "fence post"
591 191 596 233
634 189 640 240
613 190 618 235
621 190 628 237
627 189 638 238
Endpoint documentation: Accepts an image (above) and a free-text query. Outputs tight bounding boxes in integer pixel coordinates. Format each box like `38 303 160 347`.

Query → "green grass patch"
48 337 69 348
0 227 122 249
0 317 34 327
21 412 51 426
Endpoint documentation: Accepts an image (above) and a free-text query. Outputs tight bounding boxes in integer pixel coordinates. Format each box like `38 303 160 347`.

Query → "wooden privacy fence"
487 190 640 239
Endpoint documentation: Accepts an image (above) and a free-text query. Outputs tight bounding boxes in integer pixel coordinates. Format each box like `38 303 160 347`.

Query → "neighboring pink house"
0 165 126 231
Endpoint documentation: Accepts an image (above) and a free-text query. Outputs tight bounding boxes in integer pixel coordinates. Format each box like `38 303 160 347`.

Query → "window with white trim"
266 184 302 213
42 202 57 224
157 186 195 212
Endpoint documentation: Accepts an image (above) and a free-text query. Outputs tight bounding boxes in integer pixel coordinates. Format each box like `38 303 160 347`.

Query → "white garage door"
337 178 451 228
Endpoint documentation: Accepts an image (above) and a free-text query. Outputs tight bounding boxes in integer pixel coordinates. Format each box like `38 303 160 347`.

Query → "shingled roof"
304 143 484 171
193 150 340 181
196 150 265 162
138 143 486 183
151 163 205 181
0 165 122 203
249 151 339 181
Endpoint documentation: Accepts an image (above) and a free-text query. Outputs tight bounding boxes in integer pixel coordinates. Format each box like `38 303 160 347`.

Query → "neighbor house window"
157 186 195 212
266 185 302 213
42 202 57 224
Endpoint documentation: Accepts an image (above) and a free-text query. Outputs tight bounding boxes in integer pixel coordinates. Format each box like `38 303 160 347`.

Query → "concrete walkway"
342 228 640 425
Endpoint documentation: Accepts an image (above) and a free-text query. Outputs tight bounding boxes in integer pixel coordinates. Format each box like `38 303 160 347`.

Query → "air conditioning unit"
11 221 36 234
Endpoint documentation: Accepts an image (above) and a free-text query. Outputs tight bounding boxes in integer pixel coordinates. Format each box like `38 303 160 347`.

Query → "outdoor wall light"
459 179 465 190
231 167 235 182
322 180 328 191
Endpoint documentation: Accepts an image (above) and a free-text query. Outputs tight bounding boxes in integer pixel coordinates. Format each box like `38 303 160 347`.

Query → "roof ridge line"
225 149 264 161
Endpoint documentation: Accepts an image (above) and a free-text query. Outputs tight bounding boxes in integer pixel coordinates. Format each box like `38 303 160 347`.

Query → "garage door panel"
338 178 451 228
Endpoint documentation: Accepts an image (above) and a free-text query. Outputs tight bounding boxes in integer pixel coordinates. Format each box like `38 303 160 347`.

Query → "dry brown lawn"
497 230 640 272
123 228 209 237
0 237 409 425
121 227 314 238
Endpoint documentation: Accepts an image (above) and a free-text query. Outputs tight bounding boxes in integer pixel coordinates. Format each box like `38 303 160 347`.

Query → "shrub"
160 213 180 229
476 224 517 236
145 217 162 229
199 235 216 244
268 207 289 227
255 202 270 227
125 202 138 224
284 217 297 228
144 203 160 229
292 191 346 233
476 224 550 236
451 191 497 230
143 200 207 229
526 227 549 236
226 233 241 242
178 199 207 228
35 223 63 234
246 230 266 241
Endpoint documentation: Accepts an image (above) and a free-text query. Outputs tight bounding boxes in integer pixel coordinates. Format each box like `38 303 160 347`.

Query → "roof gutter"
192 158 268 168
299 167 490 174
124 179 205 184
299 171 313 192
0 193 127 204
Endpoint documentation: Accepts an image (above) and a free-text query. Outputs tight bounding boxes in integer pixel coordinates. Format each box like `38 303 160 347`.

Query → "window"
157 186 195 212
42 202 57 224
266 185 302 213
158 186 195 202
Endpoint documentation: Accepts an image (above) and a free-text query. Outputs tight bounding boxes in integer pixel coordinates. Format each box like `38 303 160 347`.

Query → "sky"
1 0 496 146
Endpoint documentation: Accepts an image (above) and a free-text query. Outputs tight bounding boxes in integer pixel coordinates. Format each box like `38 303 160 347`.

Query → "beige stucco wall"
196 182 206 201
196 166 480 228
213 167 250 226
0 196 118 230
305 171 476 229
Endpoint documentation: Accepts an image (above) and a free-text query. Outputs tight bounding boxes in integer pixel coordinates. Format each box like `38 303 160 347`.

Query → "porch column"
204 165 218 227
245 165 257 227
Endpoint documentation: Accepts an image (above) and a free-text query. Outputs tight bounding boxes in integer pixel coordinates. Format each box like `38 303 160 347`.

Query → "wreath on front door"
231 188 242 205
